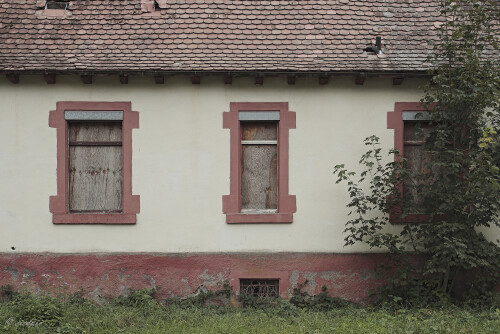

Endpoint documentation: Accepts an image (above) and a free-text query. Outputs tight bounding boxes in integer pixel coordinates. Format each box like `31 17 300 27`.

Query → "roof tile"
0 0 450 73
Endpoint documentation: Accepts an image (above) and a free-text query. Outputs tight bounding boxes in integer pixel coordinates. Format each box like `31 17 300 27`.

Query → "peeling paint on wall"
0 253 398 302
4 266 19 281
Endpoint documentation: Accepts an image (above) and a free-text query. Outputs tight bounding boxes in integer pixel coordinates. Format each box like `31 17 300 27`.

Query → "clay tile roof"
0 0 444 74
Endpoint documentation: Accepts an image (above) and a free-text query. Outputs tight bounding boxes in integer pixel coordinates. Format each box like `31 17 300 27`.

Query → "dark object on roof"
363 37 383 54
0 0 444 74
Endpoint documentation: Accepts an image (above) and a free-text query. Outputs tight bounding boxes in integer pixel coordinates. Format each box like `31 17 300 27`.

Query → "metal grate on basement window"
46 0 69 10
239 279 279 298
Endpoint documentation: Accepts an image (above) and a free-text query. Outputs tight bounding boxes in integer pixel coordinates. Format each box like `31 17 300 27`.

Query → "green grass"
1 296 500 334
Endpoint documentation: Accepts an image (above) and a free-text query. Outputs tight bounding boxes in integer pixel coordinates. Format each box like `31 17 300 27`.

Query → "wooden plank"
403 145 425 212
405 145 425 173
69 146 122 212
69 122 122 143
403 122 428 212
404 122 420 142
69 141 122 146
241 140 277 145
404 121 432 142
241 145 277 210
241 122 277 141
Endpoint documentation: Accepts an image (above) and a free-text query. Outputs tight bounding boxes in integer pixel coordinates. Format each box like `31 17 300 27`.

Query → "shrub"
290 281 355 310
10 293 64 328
334 0 500 307
166 282 231 308
0 285 18 301
112 288 158 307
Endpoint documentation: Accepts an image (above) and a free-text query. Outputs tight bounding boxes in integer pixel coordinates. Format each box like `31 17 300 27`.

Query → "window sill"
226 213 293 224
52 213 137 225
240 209 277 214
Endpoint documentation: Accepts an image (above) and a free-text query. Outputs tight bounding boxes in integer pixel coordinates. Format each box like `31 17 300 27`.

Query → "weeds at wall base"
1 287 500 334
164 281 232 308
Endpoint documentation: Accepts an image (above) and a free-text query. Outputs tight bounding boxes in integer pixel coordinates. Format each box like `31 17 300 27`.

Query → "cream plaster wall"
1 75 497 253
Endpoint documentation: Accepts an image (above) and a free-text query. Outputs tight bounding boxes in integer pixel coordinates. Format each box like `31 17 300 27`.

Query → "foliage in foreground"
334 0 500 307
1 289 500 334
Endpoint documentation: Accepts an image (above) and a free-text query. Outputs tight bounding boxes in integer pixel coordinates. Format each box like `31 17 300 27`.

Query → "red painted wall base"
0 253 396 302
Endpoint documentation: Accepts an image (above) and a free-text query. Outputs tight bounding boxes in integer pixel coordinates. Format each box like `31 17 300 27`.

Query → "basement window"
240 279 279 298
45 0 70 10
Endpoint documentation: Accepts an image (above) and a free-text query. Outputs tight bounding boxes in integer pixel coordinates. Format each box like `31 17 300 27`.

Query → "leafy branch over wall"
334 0 500 306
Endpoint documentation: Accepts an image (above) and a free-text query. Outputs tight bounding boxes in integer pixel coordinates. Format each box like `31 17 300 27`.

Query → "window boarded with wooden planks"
241 122 278 212
68 122 122 213
403 121 433 213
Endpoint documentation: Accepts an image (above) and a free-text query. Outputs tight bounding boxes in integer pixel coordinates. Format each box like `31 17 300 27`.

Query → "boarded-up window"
240 279 279 298
403 121 432 213
68 122 122 213
241 122 278 212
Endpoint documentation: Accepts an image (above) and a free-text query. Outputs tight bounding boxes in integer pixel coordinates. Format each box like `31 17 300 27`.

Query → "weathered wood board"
403 122 432 212
241 122 278 210
68 122 122 212
69 122 122 142
241 122 277 141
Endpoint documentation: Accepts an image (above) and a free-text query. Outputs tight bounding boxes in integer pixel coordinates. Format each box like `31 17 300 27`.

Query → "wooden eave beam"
3 71 420 86
355 73 366 85
81 75 92 84
44 73 56 84
6 73 19 84
119 74 128 84
393 76 405 85
191 75 200 84
154 75 164 84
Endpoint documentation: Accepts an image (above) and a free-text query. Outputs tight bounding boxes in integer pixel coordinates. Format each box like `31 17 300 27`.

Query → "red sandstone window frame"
223 102 296 224
387 102 434 223
49 102 140 224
